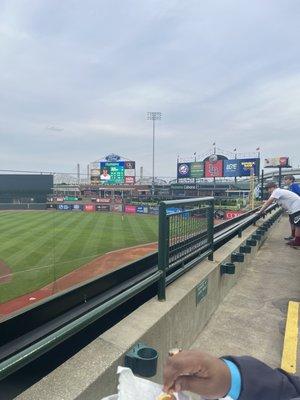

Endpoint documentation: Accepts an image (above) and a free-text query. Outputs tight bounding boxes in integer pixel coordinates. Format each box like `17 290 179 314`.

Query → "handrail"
160 197 214 206
0 271 162 380
214 204 278 248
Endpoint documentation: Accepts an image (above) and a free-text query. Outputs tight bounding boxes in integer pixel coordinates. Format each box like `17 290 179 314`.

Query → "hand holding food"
163 350 230 399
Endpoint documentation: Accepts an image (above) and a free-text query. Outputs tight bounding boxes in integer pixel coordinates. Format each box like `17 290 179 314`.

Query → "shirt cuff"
221 358 241 400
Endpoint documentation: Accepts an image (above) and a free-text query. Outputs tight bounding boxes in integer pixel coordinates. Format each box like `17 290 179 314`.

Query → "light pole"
147 111 162 196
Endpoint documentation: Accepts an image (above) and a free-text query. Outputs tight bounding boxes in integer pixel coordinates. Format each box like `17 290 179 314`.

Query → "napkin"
101 367 233 400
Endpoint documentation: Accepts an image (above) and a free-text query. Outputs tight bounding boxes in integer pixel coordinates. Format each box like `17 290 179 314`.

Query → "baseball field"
0 211 158 305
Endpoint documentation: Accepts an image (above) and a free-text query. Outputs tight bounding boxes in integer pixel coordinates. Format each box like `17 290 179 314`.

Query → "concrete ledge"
16 212 280 400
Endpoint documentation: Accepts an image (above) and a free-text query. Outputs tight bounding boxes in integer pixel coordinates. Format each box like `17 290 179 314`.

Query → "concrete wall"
16 212 281 400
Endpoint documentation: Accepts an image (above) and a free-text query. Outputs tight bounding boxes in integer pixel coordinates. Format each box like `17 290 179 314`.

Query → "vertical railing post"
158 202 168 300
207 199 214 261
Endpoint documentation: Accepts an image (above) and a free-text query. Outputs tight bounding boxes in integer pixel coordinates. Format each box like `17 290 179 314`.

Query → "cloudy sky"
1 0 300 177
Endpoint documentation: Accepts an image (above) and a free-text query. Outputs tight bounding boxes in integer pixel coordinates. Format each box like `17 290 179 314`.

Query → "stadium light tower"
147 111 162 196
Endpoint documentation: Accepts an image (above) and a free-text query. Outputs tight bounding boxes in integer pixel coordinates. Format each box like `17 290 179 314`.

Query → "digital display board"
91 160 135 185
100 162 124 183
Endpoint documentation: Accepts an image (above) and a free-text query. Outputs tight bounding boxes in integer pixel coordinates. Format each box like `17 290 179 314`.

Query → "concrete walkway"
191 216 300 374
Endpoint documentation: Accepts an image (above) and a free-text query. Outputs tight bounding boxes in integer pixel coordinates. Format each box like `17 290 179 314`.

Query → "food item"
157 393 175 400
168 348 182 357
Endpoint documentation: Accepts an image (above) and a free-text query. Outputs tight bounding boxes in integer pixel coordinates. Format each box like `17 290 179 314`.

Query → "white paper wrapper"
101 367 233 400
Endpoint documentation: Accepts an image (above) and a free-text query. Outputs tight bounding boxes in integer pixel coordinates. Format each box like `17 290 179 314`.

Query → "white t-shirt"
271 188 300 214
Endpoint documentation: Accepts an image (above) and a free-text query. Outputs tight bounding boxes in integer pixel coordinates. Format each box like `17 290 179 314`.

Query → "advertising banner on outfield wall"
112 204 123 212
72 204 83 211
149 206 159 215
84 204 95 212
125 205 136 213
47 203 57 209
96 204 110 211
225 211 243 220
224 160 239 177
58 204 72 211
239 158 259 176
204 160 223 177
167 207 182 215
136 205 149 214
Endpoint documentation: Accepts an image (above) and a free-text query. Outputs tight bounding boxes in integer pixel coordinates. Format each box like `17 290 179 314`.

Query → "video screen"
100 162 125 184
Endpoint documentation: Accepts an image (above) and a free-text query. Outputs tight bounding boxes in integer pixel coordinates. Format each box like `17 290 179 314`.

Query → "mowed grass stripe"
126 215 149 242
125 215 155 244
50 213 102 275
0 212 57 261
4 212 82 270
111 213 127 250
119 214 141 248
135 215 158 242
0 211 52 238
98 213 118 253
77 213 110 261
0 211 43 224
0 212 55 242
27 212 91 271
0 210 49 227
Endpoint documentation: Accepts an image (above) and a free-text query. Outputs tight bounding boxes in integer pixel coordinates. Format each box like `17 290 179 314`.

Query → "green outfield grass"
0 211 158 304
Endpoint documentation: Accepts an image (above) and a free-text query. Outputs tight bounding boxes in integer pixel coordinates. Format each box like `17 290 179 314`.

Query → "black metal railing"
157 197 214 300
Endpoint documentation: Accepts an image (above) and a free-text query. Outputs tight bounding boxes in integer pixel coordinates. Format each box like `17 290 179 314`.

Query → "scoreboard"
91 160 136 185
100 162 125 184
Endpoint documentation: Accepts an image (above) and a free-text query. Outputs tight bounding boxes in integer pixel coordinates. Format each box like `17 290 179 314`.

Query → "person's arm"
258 196 275 214
163 350 300 400
226 356 300 400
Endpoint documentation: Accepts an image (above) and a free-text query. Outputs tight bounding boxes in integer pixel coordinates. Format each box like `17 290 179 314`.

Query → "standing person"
258 182 300 247
284 175 300 196
163 349 300 399
283 175 300 240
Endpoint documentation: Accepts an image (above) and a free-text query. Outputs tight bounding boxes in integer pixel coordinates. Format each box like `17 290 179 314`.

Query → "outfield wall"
0 203 47 210
47 203 159 214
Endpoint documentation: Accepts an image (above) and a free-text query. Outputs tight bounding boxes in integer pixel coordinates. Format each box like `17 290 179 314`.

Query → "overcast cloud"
1 0 300 177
